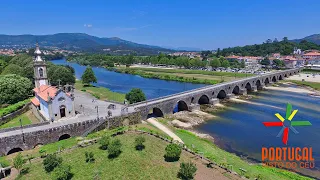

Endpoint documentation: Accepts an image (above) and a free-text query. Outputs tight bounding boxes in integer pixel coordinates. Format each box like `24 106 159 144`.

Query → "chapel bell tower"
33 43 49 88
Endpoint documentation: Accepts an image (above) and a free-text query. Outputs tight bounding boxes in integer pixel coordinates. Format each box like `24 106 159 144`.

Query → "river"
52 59 320 178
52 59 206 99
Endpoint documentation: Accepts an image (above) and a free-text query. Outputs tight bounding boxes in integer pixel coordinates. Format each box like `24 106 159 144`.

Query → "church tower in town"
33 43 49 88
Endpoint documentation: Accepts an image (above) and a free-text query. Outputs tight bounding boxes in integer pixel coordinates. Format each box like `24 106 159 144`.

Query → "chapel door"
60 106 66 118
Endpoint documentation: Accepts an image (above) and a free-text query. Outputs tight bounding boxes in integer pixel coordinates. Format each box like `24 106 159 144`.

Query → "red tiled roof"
304 52 320 56
31 97 40 106
33 85 58 102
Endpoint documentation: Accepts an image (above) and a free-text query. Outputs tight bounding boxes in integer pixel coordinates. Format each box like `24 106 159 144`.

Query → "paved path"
146 118 183 144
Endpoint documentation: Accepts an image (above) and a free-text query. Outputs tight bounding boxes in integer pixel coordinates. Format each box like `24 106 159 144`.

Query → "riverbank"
107 67 253 85
74 80 125 102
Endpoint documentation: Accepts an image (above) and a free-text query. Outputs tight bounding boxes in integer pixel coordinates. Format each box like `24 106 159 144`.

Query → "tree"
178 162 197 180
221 60 230 68
260 58 271 66
164 143 182 162
52 164 73 180
135 136 146 150
85 152 95 163
13 153 24 174
108 138 122 158
273 38 279 43
99 135 110 150
273 59 285 67
210 58 221 68
240 60 245 68
81 66 97 85
125 88 146 104
43 154 63 173
1 64 24 76
0 74 33 105
282 37 289 42
48 66 75 86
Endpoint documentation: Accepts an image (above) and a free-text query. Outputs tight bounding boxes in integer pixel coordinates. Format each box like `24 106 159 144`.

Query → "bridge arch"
217 90 227 99
59 134 71 141
279 75 283 80
232 85 240 95
256 80 262 89
245 82 252 91
198 95 210 104
173 100 189 113
289 72 292 76
284 74 288 78
7 147 23 155
148 107 164 118
264 78 270 85
272 76 277 82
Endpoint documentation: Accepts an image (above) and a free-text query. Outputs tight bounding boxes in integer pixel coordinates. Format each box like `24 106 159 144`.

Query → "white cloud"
84 24 93 28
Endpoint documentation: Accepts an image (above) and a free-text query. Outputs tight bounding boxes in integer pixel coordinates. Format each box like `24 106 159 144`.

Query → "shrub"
135 136 146 150
43 154 62 173
52 164 73 180
13 153 25 174
85 152 95 163
99 135 110 150
164 143 182 162
0 99 30 117
39 149 47 158
178 162 197 180
108 138 122 158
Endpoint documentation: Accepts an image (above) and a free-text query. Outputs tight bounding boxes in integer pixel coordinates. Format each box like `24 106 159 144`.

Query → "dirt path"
146 118 184 143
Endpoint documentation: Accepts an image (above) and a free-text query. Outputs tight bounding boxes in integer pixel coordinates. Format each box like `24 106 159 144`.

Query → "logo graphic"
262 103 312 145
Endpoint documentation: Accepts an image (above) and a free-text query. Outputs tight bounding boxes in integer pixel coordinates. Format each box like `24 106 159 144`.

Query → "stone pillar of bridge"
209 98 219 105
251 85 258 92
239 89 247 95
226 94 235 99
189 103 200 111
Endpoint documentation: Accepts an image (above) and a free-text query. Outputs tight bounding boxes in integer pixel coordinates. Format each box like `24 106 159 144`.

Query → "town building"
31 44 75 122
303 50 320 60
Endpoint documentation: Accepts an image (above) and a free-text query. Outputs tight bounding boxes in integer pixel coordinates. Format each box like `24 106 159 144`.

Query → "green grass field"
0 114 32 129
75 80 125 102
17 133 191 180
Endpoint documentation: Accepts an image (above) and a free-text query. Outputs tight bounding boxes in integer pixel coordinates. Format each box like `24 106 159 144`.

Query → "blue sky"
0 0 319 49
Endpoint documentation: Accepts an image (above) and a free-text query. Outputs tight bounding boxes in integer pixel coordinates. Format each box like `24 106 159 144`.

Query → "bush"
99 135 110 150
13 153 25 174
125 88 146 104
0 99 30 117
43 154 62 173
52 164 73 180
108 138 122 158
0 74 33 104
178 162 197 180
164 143 182 162
135 136 146 150
85 152 95 163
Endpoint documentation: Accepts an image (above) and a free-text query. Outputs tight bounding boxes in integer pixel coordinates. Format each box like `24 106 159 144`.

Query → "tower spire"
33 44 48 88
35 43 43 62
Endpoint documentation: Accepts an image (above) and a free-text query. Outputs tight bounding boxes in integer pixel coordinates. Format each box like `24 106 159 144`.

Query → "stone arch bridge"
131 68 301 119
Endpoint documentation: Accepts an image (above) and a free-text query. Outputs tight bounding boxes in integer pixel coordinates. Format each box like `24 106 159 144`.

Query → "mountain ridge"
0 33 174 55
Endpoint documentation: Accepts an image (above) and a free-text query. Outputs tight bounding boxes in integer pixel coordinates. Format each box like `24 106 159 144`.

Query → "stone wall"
0 111 141 155
0 103 30 126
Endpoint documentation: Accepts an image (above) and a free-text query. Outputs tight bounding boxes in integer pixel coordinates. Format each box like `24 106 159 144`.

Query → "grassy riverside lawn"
110 67 254 85
74 80 125 102
0 113 32 129
16 133 199 180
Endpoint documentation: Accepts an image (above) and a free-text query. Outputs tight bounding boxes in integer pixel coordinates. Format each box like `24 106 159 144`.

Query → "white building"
31 44 75 122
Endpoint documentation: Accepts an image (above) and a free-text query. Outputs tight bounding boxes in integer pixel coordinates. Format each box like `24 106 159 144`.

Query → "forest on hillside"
220 38 320 56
